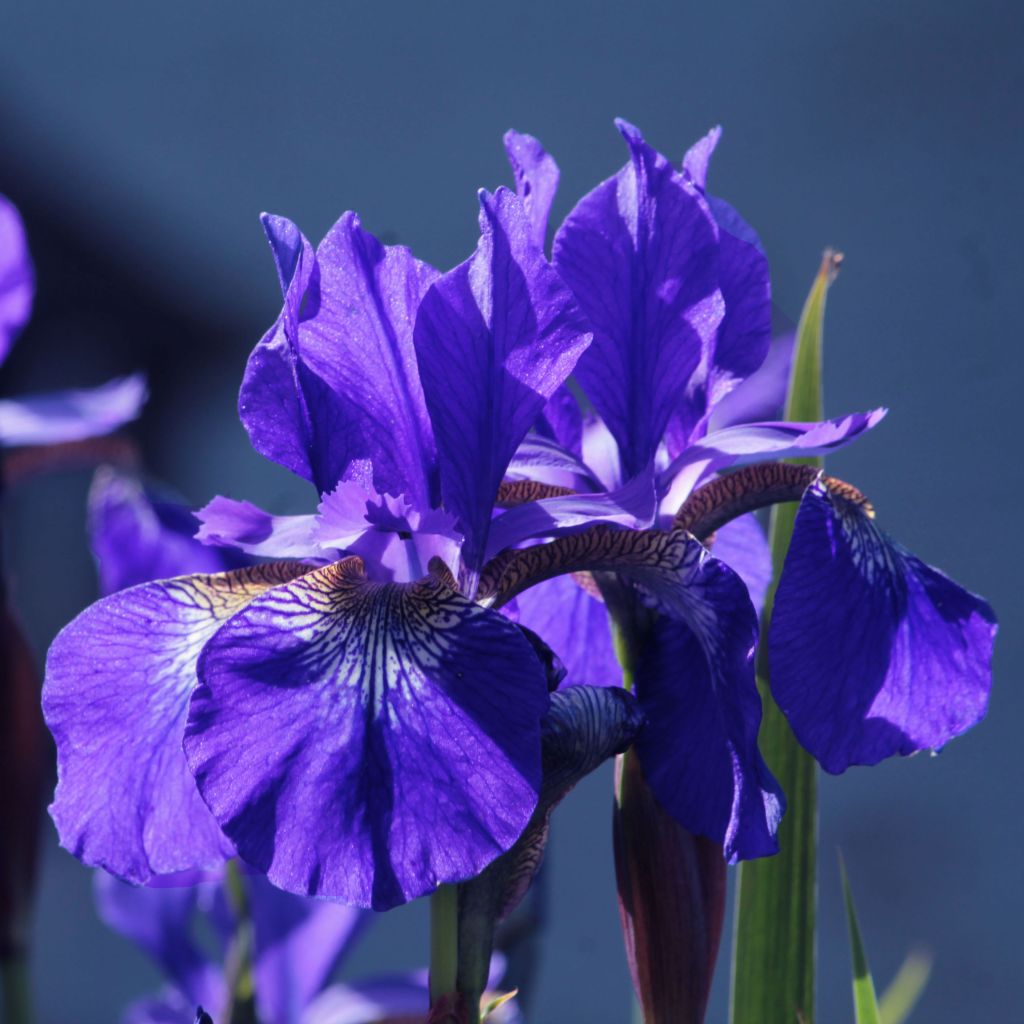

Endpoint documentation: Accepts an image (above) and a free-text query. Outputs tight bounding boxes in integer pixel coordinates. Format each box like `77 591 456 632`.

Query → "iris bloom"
43 185 726 912
0 196 145 450
95 868 519 1024
501 120 996 858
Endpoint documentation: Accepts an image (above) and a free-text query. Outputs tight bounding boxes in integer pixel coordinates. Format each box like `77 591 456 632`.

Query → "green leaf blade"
839 856 882 1024
729 251 841 1024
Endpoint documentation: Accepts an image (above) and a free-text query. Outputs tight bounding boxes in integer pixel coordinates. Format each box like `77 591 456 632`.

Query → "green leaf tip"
839 854 882 1024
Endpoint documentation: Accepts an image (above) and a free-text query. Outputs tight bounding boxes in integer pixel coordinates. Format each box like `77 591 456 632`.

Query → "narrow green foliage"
730 252 842 1024
839 856 882 1024
1 956 34 1024
879 952 932 1024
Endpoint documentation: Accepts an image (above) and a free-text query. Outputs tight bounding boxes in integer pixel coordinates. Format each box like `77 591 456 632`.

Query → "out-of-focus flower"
0 196 146 449
95 868 521 1024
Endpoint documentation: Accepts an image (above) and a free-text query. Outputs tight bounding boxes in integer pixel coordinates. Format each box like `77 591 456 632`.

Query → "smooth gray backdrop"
1 2 1020 1022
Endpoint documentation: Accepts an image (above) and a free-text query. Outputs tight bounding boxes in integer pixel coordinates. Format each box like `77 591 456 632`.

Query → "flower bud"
613 749 726 1024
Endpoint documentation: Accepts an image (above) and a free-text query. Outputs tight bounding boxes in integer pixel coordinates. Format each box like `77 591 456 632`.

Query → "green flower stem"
223 861 257 1024
1 955 34 1024
430 884 460 1010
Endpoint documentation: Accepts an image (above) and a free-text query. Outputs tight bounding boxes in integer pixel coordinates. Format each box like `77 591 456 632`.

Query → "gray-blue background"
1 1 1020 1021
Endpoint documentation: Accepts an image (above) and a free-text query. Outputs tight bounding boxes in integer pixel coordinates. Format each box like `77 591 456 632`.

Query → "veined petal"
93 871 224 1012
89 469 237 594
553 120 724 479
634 612 783 862
249 876 368 1024
504 130 560 252
534 384 583 459
479 526 782 858
769 479 997 773
0 373 147 448
0 195 34 364
43 563 309 883
414 187 592 576
485 466 657 560
185 557 550 910
710 513 771 617
196 496 325 561
513 574 622 689
507 432 598 489
660 408 887 500
242 213 440 502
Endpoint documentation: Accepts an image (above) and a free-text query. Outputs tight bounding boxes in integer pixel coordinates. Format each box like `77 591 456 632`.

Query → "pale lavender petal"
414 187 592 575
709 329 795 431
196 496 325 561
507 432 598 489
43 564 307 882
504 130 560 252
185 558 549 910
0 196 34 364
300 975 427 1024
249 875 369 1024
123 990 200 1024
661 408 888 499
681 126 722 191
486 466 657 560
581 413 622 491
769 479 997 773
709 513 771 617
89 469 236 594
94 871 224 1011
513 574 621 689
0 373 147 448
553 120 723 479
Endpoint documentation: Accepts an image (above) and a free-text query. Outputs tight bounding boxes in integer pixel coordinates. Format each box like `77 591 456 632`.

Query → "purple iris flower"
95 868 519 1024
0 196 146 449
46 187 680 914
501 120 994 858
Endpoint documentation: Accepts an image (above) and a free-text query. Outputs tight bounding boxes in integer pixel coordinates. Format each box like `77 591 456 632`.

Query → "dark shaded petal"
769 479 997 772
485 466 656 560
631 561 783 861
553 120 723 479
94 871 224 1011
513 574 621 689
196 496 325 561
711 513 771 617
185 558 550 910
43 563 308 882
0 374 147 447
89 469 236 594
0 195 34 365
248 875 368 1024
661 408 887 499
414 188 592 576
504 129 560 252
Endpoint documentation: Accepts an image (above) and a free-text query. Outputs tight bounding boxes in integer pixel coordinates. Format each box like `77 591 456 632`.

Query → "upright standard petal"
89 469 235 594
0 373 147 447
241 214 440 501
414 188 592 576
43 563 308 882
504 130 560 252
0 195 34 365
185 557 550 910
553 120 723 479
769 479 997 773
